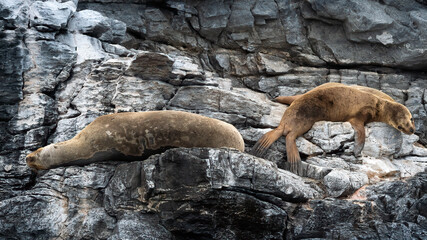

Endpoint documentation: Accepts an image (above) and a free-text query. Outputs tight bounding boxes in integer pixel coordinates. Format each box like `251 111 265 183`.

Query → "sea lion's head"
387 102 415 135
26 145 55 171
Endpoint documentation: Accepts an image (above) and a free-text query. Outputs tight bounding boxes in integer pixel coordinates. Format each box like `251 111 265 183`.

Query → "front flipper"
251 128 283 157
349 118 366 157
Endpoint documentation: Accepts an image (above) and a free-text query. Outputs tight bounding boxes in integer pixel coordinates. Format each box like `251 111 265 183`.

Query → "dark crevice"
22 171 38 190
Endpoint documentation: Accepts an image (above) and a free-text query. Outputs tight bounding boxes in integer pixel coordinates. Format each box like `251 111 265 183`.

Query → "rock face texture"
1 0 427 239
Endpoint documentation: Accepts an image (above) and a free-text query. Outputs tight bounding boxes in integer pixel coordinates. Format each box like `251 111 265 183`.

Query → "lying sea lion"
274 83 395 105
26 110 245 170
251 83 415 173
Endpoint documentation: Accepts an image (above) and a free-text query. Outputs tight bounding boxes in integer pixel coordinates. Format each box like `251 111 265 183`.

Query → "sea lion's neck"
41 140 88 168
374 100 393 124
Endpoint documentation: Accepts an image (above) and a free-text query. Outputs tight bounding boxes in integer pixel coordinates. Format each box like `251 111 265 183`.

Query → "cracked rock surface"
1 0 427 239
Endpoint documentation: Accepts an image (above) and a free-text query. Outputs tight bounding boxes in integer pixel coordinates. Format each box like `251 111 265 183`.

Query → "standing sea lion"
251 83 415 173
26 110 245 170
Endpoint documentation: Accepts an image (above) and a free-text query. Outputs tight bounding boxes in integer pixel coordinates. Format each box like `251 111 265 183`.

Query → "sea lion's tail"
274 94 303 105
250 128 283 157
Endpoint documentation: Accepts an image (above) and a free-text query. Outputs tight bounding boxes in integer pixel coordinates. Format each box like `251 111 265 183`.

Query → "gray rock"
112 77 176 112
323 169 369 197
304 121 354 153
360 157 400 181
48 112 102 144
68 10 127 44
126 51 174 81
288 172 427 239
2 0 427 239
8 93 57 134
109 214 172 240
362 123 403 158
296 137 323 156
24 126 49 149
23 40 76 93
197 0 231 41
58 33 109 64
303 0 427 69
257 53 293 75
68 10 110 37
252 0 278 20
169 86 270 120
393 158 427 178
0 0 30 31
29 0 76 32
227 0 255 32
307 156 353 170
0 30 29 104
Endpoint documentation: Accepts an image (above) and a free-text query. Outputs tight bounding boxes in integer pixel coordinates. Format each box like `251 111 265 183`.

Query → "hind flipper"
285 134 302 175
251 129 283 157
274 94 303 105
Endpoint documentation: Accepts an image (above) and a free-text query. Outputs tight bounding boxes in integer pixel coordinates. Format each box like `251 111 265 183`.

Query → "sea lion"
274 83 395 105
251 83 415 174
26 110 245 170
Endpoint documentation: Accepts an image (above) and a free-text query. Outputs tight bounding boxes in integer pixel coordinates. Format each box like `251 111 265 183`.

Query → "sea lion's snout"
401 126 415 135
26 155 38 171
25 148 46 171
26 155 34 165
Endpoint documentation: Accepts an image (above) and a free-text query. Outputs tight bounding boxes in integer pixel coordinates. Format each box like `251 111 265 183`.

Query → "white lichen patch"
376 31 394 45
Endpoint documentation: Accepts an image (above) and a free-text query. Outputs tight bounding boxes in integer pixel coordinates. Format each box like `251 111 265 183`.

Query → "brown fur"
274 83 395 105
252 83 415 174
26 110 245 170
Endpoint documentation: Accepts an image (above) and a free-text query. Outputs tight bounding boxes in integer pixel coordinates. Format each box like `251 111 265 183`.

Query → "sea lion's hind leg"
285 133 302 174
348 118 366 157
251 128 284 157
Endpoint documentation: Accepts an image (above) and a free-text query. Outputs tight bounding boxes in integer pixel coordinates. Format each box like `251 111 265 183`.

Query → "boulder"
29 1 76 32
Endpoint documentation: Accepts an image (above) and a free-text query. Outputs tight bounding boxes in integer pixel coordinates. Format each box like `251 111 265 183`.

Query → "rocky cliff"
1 0 427 239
